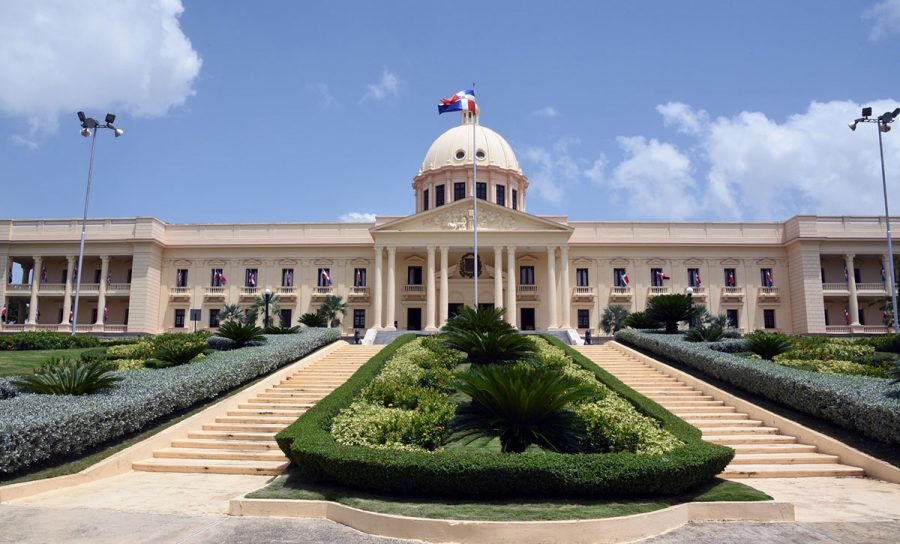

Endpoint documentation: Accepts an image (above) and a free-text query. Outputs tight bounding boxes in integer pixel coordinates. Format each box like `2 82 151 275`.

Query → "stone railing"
205 286 226 298
572 286 595 299
825 325 851 334
7 283 31 292
312 286 334 297
240 287 260 298
170 286 191 298
609 286 633 298
107 283 131 292
349 286 369 297
721 286 744 298
648 286 671 297
758 286 780 297
857 283 887 293
822 282 848 292
277 286 297 297
517 285 539 298
38 283 66 294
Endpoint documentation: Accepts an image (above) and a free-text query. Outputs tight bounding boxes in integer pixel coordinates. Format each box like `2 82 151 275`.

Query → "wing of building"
1 109 895 336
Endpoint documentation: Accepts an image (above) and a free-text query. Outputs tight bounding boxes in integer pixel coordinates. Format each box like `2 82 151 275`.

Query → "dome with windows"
418 112 522 175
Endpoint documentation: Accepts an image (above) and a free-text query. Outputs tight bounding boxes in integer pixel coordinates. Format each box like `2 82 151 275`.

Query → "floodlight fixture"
105 113 116 124
862 106 873 117
77 111 86 123
80 127 91 137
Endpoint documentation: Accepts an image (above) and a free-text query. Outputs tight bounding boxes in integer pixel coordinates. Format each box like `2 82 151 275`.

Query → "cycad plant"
450 363 595 453
13 358 122 395
298 310 328 327
600 305 630 334
645 294 693 334
216 320 266 347
319 295 347 327
441 306 536 365
624 311 661 330
684 325 725 342
744 330 792 360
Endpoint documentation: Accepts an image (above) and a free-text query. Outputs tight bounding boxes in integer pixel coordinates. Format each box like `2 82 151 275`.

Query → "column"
493 246 503 312
425 246 437 330
546 247 558 329
61 256 75 325
95 256 109 326
846 254 860 327
560 246 571 329
506 246 517 327
27 256 41 325
439 246 449 326
0 254 7 329
883 254 892 288
385 247 396 330
373 246 383 329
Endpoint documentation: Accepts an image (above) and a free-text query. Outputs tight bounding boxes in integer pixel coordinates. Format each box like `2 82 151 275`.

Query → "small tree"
219 304 244 323
250 292 281 327
319 295 347 328
600 306 630 334
645 294 693 334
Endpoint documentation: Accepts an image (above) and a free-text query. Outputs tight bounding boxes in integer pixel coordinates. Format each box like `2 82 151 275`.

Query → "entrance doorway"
407 308 422 331
520 308 536 331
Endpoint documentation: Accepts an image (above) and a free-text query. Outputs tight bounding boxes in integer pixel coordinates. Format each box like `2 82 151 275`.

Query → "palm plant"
319 295 347 328
298 311 328 327
684 325 725 342
14 358 122 395
624 311 661 330
154 334 207 365
219 304 244 323
743 330 792 360
441 306 536 365
450 363 595 453
250 292 281 327
645 294 693 334
216 320 266 347
600 305 630 334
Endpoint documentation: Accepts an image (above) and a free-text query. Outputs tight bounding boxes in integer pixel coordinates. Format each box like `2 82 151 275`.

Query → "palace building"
1 110 896 338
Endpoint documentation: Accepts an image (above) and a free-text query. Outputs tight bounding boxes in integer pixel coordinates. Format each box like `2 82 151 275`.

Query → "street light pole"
850 106 900 334
72 112 123 335
264 288 272 329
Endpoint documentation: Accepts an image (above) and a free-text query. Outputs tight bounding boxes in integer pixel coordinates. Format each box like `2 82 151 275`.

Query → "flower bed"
0 328 339 474
615 330 900 445
276 334 732 499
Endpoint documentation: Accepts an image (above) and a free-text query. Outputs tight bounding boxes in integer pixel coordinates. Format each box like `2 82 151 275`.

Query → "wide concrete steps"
133 343 382 476
574 344 865 479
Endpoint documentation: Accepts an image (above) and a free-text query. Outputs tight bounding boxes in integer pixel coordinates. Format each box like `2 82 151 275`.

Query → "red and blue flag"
438 90 476 114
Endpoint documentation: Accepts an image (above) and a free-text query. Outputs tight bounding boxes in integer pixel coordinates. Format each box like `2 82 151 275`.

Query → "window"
724 268 737 287
354 268 367 287
824 309 830 326
94 269 102 284
61 269 67 283
613 268 628 287
317 268 332 287
454 182 466 201
577 309 590 329
423 189 430 211
854 268 861 284
353 309 366 329
726 309 739 329
519 265 535 285
496 184 506 206
435 184 445 207
57 308 63 323
209 309 220 328
127 269 132 284
91 308 98 323
407 266 423 285
760 268 773 287
245 268 258 287
512 189 518 210
687 268 700 287
174 309 185 328
650 267 664 287
176 269 188 287
211 268 225 287
576 268 589 287
280 309 292 328
763 309 776 329
859 309 866 326
124 309 129 325
476 182 487 200
821 268 826 283
282 268 294 287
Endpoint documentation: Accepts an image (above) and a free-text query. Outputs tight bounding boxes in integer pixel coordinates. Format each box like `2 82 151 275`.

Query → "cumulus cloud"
531 106 559 117
0 0 201 143
863 0 900 39
361 70 400 102
339 212 377 222
521 138 585 204
657 102 708 135
314 82 337 107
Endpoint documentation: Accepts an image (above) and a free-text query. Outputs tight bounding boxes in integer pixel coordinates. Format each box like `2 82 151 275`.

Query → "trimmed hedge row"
0 331 102 351
276 334 733 499
615 330 900 445
0 328 339 474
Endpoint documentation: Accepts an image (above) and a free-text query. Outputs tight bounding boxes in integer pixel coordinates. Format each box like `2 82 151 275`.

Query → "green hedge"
276 334 733 499
0 331 101 351
616 329 900 445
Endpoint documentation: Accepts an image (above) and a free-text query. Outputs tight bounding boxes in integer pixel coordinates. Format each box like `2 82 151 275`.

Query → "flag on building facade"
655 271 671 281
103 306 109 321
844 307 850 324
68 309 73 323
284 270 293 287
176 270 184 287
622 272 630 287
695 272 702 287
247 272 257 287
438 89 476 115
73 265 78 282
1 305 6 320
727 271 736 286
321 269 332 285
215 271 227 286
844 267 849 281
355 269 362 286
106 272 112 286
766 270 774 287
40 265 47 282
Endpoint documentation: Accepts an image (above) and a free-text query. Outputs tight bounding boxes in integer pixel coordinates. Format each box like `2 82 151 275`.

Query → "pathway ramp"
574 344 865 478
132 344 382 476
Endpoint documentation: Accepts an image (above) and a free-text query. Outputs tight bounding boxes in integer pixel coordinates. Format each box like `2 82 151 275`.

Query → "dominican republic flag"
438 89 476 114
1 305 6 320
355 269 362 286
882 264 887 282
107 272 112 285
247 272 257 287
321 269 332 285
69 309 74 323
727 271 736 287
766 270 774 287
40 265 47 283
176 270 184 287
284 270 293 287
103 306 109 321
844 267 849 281
695 272 702 287
215 271 227 286
655 271 671 281
621 272 630 287
844 307 850 324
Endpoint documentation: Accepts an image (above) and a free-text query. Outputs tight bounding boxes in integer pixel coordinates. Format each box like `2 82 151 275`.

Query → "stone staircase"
573 344 865 478
132 344 382 476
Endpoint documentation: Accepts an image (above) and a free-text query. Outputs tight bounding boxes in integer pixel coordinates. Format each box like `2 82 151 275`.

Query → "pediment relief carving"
277 258 299 266
755 258 777 266
572 258 593 266
350 258 369 266
206 259 227 267
405 255 425 265
242 259 263 266
609 258 630 266
313 259 333 266
517 255 538 265
422 207 518 231
720 258 740 266
171 259 192 267
646 258 667 266
683 258 703 266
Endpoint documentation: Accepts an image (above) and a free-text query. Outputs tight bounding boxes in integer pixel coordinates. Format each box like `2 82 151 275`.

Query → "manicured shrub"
12 358 122 396
575 395 683 455
78 348 110 364
153 334 207 366
441 306 537 364
207 335 238 351
684 325 725 343
113 359 145 371
107 341 154 360
624 311 662 330
771 357 888 378
0 331 101 351
0 329 339 474
216 320 266 347
743 330 792 360
331 396 456 451
263 325 301 334
645 294 693 334
858 333 900 354
616 329 900 445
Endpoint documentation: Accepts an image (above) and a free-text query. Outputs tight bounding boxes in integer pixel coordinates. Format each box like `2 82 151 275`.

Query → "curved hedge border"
615 330 900 445
276 334 733 499
0 328 339 474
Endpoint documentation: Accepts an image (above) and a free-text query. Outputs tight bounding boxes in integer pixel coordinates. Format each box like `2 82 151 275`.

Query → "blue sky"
2 1 900 223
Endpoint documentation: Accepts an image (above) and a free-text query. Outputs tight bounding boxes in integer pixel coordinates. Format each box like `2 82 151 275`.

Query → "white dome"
419 122 521 175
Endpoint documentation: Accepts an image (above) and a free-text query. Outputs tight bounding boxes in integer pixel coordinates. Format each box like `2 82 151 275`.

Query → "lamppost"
72 112 123 335
686 286 694 328
850 106 900 333
263 288 273 329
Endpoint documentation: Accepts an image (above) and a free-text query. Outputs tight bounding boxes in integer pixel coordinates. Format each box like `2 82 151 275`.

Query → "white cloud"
863 0 900 40
361 70 400 102
8 134 38 150
0 0 201 143
521 138 585 204
657 102 707 135
315 83 336 107
339 212 377 222
531 106 559 117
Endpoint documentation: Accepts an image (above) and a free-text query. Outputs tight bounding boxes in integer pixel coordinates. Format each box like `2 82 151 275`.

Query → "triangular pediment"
371 198 572 233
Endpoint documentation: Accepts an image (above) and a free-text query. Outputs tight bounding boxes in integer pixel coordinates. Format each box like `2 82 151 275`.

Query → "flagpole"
472 82 478 309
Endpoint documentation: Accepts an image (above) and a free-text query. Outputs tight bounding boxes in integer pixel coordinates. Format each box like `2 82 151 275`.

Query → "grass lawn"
0 348 94 377
246 470 772 521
